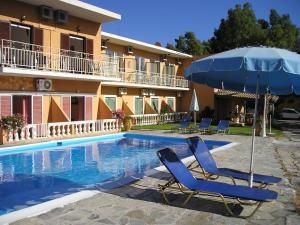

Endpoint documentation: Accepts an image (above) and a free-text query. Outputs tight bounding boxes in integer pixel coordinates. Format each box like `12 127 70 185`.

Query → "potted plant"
112 109 125 130
123 115 133 131
0 114 25 144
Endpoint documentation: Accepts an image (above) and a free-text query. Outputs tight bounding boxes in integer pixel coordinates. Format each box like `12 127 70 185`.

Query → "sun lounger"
172 117 191 132
187 136 281 187
190 118 212 133
212 120 230 134
157 148 278 218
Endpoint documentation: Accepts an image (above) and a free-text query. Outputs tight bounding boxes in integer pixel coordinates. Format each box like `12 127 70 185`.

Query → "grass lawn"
132 122 283 137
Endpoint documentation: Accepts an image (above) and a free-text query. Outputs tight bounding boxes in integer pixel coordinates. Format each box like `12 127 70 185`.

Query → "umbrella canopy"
185 47 300 95
185 46 300 187
189 89 199 125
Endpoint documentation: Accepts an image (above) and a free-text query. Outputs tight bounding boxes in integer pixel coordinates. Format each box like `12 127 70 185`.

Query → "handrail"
0 39 189 88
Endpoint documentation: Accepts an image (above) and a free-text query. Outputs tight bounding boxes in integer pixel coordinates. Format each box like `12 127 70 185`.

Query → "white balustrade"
4 119 120 144
131 112 187 126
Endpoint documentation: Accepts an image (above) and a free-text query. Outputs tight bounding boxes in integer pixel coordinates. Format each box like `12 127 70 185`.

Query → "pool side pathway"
10 130 300 225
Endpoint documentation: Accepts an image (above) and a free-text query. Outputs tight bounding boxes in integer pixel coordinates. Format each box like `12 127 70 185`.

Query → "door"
69 36 84 73
135 56 145 83
164 65 175 86
150 60 160 85
13 96 32 124
135 97 144 115
71 97 85 121
10 23 32 67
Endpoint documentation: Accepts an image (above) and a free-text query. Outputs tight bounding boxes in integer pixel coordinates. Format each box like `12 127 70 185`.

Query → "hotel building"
0 0 214 143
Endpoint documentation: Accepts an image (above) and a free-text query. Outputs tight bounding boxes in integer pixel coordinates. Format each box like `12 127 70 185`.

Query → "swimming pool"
0 133 230 216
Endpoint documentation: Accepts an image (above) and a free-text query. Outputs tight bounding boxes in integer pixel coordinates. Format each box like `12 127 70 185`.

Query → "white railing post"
20 128 25 140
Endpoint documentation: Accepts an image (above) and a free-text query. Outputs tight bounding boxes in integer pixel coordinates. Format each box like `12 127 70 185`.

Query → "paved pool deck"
10 130 300 225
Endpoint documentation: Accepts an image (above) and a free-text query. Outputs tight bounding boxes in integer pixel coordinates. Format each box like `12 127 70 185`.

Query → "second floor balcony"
0 39 190 90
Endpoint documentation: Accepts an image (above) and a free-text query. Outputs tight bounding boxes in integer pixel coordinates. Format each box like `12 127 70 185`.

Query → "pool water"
0 133 230 215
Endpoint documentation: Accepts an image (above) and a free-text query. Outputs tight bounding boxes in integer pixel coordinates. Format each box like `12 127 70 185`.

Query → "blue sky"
82 0 300 47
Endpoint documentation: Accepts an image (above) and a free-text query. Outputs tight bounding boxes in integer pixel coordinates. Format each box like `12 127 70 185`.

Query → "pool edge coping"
0 135 239 224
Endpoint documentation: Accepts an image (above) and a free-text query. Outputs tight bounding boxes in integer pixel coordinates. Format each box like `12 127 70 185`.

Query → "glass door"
135 56 145 83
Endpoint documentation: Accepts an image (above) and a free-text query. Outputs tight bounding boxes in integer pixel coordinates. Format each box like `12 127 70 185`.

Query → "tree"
174 35 187 53
184 32 204 55
266 9 299 51
295 30 300 53
166 43 176 50
166 32 210 56
210 3 267 53
166 2 300 55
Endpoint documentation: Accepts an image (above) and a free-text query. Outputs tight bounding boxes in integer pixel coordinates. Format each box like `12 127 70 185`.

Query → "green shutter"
167 98 174 111
135 97 143 114
151 98 159 113
105 97 116 111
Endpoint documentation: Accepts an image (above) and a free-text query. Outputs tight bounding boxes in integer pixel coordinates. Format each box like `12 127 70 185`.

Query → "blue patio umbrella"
189 89 200 124
185 46 300 187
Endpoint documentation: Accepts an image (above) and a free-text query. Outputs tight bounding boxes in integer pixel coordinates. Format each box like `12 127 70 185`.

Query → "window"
134 97 144 115
164 64 175 76
151 97 159 113
69 36 84 52
135 56 146 71
11 23 31 48
105 96 117 111
105 50 123 74
150 60 160 74
166 97 175 111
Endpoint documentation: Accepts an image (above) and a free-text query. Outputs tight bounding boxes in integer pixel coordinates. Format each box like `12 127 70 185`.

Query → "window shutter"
32 96 43 124
33 27 43 46
61 96 71 119
85 38 93 59
60 33 69 50
0 20 10 41
85 96 93 120
0 96 12 118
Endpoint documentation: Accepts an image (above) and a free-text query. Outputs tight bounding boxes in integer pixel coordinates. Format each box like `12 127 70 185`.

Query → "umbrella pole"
262 94 267 137
194 111 197 125
249 74 260 187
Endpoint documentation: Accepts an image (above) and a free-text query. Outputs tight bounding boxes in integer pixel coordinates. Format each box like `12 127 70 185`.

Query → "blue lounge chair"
172 117 191 132
190 118 212 133
187 136 281 187
157 148 278 218
212 120 230 134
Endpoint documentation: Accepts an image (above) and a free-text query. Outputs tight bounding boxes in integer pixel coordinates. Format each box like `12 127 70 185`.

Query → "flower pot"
123 118 132 131
0 128 9 145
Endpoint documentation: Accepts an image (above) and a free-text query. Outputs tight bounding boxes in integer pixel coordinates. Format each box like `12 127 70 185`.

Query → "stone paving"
11 130 300 225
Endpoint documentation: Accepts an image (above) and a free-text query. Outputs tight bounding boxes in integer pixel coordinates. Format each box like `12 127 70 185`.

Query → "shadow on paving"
99 171 244 217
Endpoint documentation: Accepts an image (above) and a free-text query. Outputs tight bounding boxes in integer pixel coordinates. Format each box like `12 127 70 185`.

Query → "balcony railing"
0 39 189 89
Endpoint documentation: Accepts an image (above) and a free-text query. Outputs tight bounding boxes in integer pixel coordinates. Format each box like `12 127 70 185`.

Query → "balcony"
0 39 190 89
